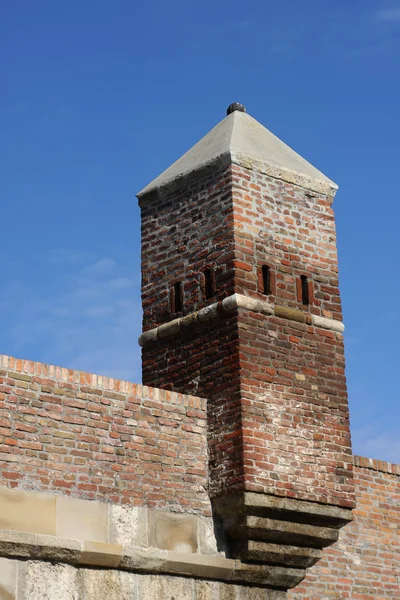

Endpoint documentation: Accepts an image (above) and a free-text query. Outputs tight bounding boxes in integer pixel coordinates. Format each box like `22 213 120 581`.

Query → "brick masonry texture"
289 461 400 599
143 312 244 498
140 163 354 507
0 354 210 515
140 163 235 332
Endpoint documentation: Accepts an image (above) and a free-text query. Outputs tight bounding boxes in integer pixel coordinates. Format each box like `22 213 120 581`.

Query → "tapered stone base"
213 492 352 590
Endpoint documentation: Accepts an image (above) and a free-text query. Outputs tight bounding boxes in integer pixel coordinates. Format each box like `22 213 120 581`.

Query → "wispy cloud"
109 277 134 290
83 305 115 318
355 434 400 464
84 257 117 274
352 426 400 464
375 8 400 22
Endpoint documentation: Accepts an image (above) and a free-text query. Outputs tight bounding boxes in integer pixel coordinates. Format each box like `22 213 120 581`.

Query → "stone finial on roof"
227 102 246 115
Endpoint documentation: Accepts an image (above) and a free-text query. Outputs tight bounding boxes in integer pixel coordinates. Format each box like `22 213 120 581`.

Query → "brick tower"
138 104 355 590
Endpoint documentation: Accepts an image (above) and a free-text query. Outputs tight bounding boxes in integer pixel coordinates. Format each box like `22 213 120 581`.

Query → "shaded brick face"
141 163 354 507
0 356 210 515
140 164 235 332
289 461 400 599
142 313 244 498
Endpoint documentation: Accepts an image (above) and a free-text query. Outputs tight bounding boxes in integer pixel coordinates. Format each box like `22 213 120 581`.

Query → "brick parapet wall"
289 460 400 599
0 354 210 515
353 454 400 476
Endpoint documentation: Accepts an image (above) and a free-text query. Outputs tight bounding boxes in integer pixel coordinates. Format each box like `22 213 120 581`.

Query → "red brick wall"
140 163 354 508
140 164 245 498
231 164 342 319
231 165 353 506
142 312 245 498
289 457 400 599
140 162 235 332
237 306 353 506
0 355 210 515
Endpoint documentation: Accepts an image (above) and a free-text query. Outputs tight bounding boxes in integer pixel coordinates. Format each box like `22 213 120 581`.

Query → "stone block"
242 540 322 568
120 546 167 572
0 530 37 559
242 516 339 549
80 541 123 568
31 534 82 562
148 510 198 553
194 580 225 600
138 574 194 600
23 562 77 600
0 487 56 536
0 557 17 600
79 569 137 600
56 496 108 542
198 516 220 555
231 562 305 589
218 584 238 600
238 588 286 600
108 505 147 547
165 552 233 580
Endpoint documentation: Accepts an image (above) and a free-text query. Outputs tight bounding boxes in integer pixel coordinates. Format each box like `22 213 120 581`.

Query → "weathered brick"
0 354 210 516
140 163 354 508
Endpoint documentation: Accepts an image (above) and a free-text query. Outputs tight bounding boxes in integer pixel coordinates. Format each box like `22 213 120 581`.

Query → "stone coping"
0 530 304 589
0 354 206 410
139 293 344 347
232 152 337 198
353 455 400 476
137 151 337 201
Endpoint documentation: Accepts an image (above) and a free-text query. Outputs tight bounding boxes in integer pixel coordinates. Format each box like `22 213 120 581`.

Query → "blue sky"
1 1 399 463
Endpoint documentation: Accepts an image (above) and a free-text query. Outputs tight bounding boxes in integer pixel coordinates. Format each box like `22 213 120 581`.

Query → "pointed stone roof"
138 106 337 197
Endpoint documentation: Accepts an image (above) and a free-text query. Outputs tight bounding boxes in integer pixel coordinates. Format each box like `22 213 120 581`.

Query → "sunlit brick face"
231 164 341 319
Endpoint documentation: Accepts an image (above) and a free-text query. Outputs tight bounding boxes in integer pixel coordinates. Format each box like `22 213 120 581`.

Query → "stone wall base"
1 557 287 600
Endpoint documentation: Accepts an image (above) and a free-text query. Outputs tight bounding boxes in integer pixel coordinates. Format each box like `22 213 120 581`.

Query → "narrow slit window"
262 265 271 296
173 282 183 312
301 275 309 305
204 268 215 300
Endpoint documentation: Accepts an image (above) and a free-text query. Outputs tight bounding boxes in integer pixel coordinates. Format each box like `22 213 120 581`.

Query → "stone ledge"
213 492 353 573
139 293 344 347
0 530 305 589
232 152 337 198
0 487 219 556
215 492 353 527
0 557 290 600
